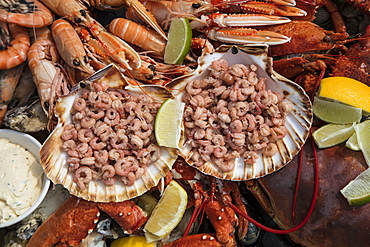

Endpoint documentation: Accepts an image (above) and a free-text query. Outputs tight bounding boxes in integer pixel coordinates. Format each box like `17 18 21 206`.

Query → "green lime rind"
164 18 192 65
312 123 356 149
313 97 362 124
346 133 360 151
354 120 370 166
340 168 370 206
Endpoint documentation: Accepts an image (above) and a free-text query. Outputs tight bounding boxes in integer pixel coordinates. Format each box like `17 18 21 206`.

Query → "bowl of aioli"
0 129 50 228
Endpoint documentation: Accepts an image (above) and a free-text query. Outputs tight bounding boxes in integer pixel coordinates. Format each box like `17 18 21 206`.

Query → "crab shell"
40 64 179 202
167 45 313 180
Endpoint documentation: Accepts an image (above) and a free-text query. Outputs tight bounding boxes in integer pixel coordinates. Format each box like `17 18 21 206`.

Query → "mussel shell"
40 64 178 202
167 45 313 180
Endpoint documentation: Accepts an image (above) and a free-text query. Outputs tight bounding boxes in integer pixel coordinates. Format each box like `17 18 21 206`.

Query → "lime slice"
354 120 370 166
346 133 360 151
313 97 362 124
154 98 185 148
312 123 356 149
340 168 370 206
110 236 157 247
164 18 192 64
137 193 158 216
144 180 188 241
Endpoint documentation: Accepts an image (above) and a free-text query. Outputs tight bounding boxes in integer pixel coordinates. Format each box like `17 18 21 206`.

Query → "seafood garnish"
40 64 179 202
167 45 312 180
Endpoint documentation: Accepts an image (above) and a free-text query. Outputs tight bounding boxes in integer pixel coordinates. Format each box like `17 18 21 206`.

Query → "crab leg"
204 27 291 45
240 2 307 16
202 13 291 27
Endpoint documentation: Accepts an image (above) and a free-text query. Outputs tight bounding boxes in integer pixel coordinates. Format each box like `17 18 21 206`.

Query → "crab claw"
241 2 307 16
205 27 291 46
202 13 291 27
124 0 167 40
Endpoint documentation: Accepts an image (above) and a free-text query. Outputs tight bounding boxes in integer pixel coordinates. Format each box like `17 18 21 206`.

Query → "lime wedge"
346 133 360 151
312 123 355 149
354 120 370 166
154 98 185 148
137 193 158 216
111 236 157 247
340 168 370 206
164 18 192 64
144 180 188 242
313 97 362 124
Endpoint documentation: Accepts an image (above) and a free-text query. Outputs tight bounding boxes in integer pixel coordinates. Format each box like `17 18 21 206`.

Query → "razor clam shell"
40 64 179 202
167 45 313 181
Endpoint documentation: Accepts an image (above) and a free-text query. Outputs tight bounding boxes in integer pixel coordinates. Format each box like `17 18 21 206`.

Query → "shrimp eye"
80 82 87 88
80 9 87 16
74 17 82 23
73 59 81 66
148 64 156 72
145 74 155 80
231 46 238 54
192 3 201 8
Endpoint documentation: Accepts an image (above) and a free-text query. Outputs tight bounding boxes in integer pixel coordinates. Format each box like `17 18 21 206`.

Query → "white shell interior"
40 65 178 202
168 45 313 180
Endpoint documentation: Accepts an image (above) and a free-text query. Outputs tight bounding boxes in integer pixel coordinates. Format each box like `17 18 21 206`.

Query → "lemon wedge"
144 180 188 242
154 98 185 148
318 77 370 114
110 236 157 247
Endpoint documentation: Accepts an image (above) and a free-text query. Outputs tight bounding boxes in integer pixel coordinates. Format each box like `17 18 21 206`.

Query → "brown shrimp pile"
61 81 162 190
183 59 292 172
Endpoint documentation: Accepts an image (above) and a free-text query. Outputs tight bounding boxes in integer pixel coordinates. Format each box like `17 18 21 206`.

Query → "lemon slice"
110 236 157 247
313 96 362 124
312 123 356 149
340 168 370 206
164 17 192 64
318 77 370 114
354 120 370 166
154 98 185 148
346 133 360 151
144 180 188 242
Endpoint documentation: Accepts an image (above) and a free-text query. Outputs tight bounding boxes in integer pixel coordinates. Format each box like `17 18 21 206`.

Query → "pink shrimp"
74 166 93 190
0 23 30 70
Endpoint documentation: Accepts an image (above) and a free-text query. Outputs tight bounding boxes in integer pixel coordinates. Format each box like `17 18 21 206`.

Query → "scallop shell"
40 64 179 202
167 45 313 180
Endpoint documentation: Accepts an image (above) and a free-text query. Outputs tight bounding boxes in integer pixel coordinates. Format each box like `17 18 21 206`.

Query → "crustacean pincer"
26 195 148 247
246 143 370 247
164 158 249 247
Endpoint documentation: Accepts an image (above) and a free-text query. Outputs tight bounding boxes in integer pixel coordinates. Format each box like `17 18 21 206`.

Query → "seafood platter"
0 0 370 246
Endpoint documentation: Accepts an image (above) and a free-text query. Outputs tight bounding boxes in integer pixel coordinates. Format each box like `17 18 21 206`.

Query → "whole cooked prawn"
0 0 53 28
28 26 70 118
0 22 30 70
51 19 95 75
0 63 25 126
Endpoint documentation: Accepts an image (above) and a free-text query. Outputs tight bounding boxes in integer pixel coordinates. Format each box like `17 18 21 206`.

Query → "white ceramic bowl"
0 129 50 228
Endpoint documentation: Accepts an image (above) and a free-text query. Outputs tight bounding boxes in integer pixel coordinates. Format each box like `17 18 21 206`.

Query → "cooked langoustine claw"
26 196 148 247
0 0 53 28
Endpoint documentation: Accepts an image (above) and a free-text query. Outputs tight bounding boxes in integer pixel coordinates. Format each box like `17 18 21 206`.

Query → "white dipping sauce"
0 138 43 223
